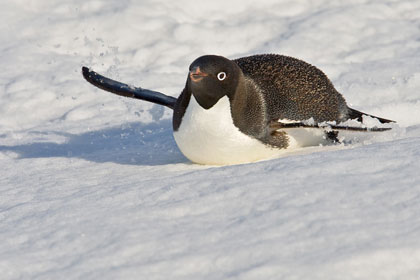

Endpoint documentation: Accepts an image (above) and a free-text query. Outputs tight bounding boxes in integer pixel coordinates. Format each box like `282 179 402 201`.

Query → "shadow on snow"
0 120 188 166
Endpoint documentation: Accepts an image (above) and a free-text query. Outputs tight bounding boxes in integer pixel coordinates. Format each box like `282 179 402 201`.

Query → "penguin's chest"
173 96 284 165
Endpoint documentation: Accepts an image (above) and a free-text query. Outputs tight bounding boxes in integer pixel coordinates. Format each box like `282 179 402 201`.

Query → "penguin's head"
188 55 241 109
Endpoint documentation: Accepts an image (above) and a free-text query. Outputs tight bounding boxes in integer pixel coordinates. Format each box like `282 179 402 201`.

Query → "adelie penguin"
82 54 394 165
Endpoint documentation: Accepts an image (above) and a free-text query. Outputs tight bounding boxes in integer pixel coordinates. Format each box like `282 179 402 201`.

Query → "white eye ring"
217 72 227 81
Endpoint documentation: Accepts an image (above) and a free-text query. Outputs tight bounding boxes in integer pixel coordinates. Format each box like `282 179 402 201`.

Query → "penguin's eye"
217 72 227 81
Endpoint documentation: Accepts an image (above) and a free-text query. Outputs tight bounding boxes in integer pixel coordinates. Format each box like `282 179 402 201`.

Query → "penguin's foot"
324 130 340 144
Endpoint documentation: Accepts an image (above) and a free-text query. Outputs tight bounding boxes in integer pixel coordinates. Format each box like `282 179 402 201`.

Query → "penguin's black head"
188 55 241 109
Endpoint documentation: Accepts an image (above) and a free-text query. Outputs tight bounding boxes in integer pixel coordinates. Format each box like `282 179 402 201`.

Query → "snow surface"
1 0 420 279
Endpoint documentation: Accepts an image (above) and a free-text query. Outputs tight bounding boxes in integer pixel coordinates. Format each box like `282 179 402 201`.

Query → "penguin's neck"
173 95 283 165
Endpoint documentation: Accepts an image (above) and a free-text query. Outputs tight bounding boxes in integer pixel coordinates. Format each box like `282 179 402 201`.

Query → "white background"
1 0 420 279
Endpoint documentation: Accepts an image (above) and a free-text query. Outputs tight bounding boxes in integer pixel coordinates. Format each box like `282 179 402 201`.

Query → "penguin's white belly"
173 96 286 165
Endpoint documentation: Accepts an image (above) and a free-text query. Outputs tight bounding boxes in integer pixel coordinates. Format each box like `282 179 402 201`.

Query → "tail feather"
347 107 394 124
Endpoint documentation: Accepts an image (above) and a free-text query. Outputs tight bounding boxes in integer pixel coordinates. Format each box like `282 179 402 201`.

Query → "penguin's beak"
189 66 208 82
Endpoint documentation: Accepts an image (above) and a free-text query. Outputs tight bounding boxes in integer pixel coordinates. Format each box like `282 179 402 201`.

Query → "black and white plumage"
82 54 393 165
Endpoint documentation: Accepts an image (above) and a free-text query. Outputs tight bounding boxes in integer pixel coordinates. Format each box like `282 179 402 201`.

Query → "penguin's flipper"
269 121 392 132
82 67 177 109
347 107 394 124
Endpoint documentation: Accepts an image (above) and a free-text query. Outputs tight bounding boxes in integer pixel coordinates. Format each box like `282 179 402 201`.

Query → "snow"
1 0 420 279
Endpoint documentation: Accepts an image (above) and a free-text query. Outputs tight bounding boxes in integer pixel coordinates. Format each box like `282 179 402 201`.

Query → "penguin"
82 54 394 165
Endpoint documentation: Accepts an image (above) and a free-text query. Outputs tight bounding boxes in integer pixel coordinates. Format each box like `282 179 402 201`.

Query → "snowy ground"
1 0 420 279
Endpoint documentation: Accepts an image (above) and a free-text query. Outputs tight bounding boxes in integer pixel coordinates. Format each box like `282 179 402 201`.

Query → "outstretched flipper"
82 67 177 109
269 120 393 132
347 107 394 124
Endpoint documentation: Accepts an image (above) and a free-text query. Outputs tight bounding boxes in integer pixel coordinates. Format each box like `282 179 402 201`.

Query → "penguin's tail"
347 107 395 124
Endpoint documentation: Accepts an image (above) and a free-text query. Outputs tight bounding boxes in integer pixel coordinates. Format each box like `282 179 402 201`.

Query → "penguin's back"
233 54 349 123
